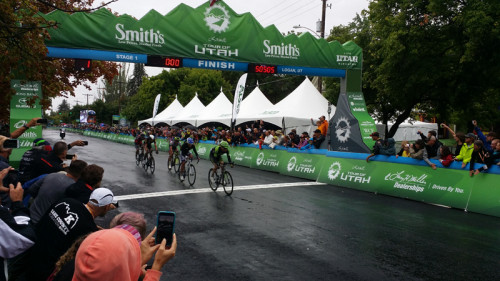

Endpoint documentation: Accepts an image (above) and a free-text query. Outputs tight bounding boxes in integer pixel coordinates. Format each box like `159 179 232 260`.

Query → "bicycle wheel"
208 169 217 191
150 157 155 174
142 155 147 169
173 156 180 173
222 171 234 196
187 164 196 186
136 153 142 166
167 158 172 171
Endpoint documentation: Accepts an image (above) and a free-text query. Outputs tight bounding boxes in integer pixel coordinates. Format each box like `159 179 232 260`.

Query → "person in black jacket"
65 164 104 204
0 169 36 281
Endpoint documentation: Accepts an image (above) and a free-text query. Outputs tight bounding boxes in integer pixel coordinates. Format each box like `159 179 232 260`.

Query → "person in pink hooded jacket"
72 227 177 281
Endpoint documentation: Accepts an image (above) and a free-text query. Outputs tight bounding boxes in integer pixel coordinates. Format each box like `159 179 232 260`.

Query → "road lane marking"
114 182 327 201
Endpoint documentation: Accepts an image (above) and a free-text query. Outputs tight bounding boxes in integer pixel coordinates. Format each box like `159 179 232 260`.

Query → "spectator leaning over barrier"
311 129 325 149
469 140 500 176
18 138 52 184
31 141 75 180
439 146 454 167
9 188 117 281
493 139 500 165
410 139 437 170
455 133 476 169
28 160 88 225
0 170 36 281
472 120 497 154
65 164 105 204
366 132 396 162
396 141 411 158
312 116 329 136
425 136 442 159
441 123 466 156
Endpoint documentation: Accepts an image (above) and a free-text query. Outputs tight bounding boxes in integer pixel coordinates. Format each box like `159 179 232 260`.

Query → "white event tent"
138 96 184 125
170 93 206 126
233 86 274 126
194 89 233 127
236 78 335 133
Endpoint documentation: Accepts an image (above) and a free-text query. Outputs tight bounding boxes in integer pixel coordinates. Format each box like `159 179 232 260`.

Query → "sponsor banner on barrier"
74 129 500 217
251 150 283 172
280 153 322 180
319 157 473 209
10 80 42 168
230 146 257 167
196 143 215 160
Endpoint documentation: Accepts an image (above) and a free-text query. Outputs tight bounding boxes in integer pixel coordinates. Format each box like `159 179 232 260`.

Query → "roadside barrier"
67 129 500 217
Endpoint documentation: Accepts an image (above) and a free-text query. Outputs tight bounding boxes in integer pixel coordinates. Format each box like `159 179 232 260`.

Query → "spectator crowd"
0 117 177 281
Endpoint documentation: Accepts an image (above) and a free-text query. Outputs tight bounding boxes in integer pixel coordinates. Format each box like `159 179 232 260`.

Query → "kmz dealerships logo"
328 162 341 180
335 117 351 143
204 3 231 33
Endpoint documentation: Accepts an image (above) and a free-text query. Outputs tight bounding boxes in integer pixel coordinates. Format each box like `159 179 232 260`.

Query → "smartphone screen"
65 154 75 160
156 211 175 246
37 118 48 124
3 139 19 149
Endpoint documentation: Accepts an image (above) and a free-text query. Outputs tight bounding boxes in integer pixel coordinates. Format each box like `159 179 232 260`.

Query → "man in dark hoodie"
65 164 104 204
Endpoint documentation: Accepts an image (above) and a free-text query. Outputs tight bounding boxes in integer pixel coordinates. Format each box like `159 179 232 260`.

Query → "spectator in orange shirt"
311 116 329 136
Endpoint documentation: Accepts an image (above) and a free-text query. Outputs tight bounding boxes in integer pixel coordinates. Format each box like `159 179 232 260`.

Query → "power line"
255 0 302 19
272 3 320 28
261 1 318 28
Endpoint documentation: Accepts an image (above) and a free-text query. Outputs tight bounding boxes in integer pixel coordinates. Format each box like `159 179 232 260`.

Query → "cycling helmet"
220 141 229 149
149 135 154 139
187 137 194 144
174 137 181 141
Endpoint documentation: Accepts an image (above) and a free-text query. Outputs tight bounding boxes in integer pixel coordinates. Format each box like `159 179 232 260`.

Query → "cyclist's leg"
180 154 187 173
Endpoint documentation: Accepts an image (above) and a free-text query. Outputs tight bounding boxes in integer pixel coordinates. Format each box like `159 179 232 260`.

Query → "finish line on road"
114 182 327 201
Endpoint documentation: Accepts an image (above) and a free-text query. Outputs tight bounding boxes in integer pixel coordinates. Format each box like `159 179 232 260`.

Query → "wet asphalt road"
45 130 500 281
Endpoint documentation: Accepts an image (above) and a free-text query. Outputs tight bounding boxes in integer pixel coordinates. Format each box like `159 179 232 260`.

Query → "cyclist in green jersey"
209 141 233 178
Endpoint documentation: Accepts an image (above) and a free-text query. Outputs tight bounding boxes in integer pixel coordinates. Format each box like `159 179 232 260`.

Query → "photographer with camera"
30 141 76 181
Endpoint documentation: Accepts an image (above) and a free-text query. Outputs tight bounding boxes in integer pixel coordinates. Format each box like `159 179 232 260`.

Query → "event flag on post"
151 94 161 126
231 73 247 128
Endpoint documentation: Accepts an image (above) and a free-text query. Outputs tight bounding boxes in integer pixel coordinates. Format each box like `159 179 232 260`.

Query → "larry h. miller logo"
204 3 231 33
335 117 351 143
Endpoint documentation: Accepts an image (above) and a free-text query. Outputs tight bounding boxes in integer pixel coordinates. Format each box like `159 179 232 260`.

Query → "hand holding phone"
3 139 19 149
66 154 75 160
37 118 48 124
155 211 175 246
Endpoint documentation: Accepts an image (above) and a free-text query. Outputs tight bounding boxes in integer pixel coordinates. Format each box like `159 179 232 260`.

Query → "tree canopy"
1 0 119 120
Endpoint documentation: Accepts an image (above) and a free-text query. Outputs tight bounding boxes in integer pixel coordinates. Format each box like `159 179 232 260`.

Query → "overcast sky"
51 0 370 111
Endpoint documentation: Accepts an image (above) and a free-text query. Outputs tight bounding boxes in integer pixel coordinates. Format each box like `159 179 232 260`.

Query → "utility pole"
318 0 329 94
83 93 92 109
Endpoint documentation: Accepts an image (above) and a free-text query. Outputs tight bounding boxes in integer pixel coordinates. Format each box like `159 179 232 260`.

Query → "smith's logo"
115 24 165 45
263 40 300 59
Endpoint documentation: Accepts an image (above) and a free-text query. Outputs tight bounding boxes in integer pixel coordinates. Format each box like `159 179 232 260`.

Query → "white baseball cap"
89 188 117 207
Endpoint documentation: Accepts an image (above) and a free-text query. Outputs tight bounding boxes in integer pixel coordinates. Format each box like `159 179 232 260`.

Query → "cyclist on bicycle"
168 136 181 170
134 132 146 157
209 141 233 180
143 132 158 161
179 138 200 181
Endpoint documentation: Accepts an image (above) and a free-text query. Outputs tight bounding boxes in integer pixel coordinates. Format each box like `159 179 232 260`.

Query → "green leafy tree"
0 0 119 121
127 63 146 97
368 0 500 136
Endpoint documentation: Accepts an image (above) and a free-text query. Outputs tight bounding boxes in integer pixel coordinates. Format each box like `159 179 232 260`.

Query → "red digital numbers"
164 58 180 67
147 56 183 68
249 63 277 74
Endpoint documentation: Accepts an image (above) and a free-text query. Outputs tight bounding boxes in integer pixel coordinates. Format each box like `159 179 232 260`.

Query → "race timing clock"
248 63 278 74
146 56 183 68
